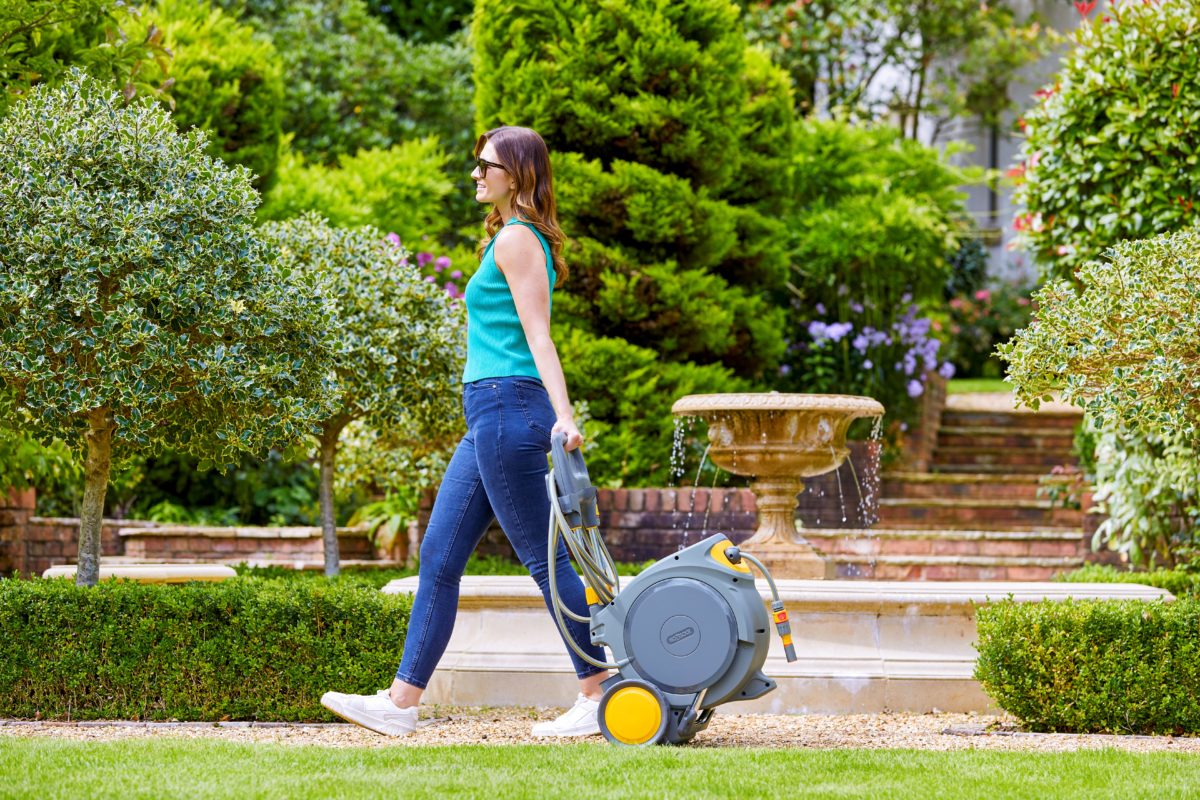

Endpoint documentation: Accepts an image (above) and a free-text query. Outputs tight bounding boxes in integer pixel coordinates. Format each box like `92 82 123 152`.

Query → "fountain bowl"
672 392 884 578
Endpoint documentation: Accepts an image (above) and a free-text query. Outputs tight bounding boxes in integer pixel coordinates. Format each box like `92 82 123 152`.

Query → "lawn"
946 378 1011 394
1 740 1198 799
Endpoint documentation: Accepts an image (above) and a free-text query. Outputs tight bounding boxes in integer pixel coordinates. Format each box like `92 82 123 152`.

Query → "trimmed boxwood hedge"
0 577 409 721
975 598 1200 735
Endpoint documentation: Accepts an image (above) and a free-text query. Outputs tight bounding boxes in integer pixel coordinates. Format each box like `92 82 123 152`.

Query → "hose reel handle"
550 432 599 528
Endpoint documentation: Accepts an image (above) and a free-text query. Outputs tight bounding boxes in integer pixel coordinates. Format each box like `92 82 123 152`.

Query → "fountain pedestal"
673 393 885 580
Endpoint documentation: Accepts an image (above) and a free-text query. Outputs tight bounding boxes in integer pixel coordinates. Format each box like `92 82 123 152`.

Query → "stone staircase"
804 395 1089 581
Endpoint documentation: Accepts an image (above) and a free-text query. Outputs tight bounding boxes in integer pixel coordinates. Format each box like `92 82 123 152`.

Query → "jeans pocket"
514 381 553 439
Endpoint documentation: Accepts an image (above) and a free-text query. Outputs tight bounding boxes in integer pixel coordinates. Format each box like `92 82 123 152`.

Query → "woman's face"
472 141 512 207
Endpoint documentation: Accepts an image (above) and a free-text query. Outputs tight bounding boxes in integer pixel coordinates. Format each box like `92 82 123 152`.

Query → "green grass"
2 740 1199 799
946 378 1011 394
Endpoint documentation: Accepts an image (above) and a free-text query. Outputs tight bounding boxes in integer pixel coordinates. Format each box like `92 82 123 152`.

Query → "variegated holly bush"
1013 0 1200 282
261 214 465 574
0 71 337 585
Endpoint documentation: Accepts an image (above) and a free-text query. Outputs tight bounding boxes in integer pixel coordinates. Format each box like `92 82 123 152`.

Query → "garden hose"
723 545 798 663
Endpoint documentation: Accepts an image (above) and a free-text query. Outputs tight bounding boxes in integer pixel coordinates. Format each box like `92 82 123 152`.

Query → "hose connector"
771 600 797 663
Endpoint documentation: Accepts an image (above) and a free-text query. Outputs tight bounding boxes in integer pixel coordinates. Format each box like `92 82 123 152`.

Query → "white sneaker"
531 693 601 737
320 690 418 737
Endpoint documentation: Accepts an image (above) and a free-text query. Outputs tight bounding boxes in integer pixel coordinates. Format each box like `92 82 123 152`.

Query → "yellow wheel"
598 679 669 746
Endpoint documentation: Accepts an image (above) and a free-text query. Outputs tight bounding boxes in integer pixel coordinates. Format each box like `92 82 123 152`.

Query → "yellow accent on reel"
603 686 665 745
585 586 599 606
709 539 751 574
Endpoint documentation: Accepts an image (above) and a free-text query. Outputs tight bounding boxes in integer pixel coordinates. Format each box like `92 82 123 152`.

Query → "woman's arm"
494 226 583 450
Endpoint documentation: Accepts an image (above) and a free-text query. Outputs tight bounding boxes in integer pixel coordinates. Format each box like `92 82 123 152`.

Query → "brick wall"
419 486 759 563
121 526 374 564
896 372 947 472
0 505 141 578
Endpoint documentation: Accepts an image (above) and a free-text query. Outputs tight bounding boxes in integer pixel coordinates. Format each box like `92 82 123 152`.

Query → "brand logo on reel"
666 626 695 645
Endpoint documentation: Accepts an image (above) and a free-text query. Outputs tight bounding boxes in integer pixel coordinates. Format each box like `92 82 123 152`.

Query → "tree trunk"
77 408 114 587
318 421 344 578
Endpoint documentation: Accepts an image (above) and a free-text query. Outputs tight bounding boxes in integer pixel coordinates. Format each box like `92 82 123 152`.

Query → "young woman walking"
322 126 608 737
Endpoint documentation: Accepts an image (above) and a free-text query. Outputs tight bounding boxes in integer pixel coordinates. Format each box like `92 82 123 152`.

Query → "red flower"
1073 0 1096 15
1173 83 1181 98
1016 118 1027 131
1006 164 1026 179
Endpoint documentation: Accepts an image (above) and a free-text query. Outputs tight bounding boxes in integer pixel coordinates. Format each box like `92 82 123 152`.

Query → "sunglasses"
475 157 507 178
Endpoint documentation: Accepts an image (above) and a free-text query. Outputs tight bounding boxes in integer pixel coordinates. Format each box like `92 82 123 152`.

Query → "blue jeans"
395 376 607 688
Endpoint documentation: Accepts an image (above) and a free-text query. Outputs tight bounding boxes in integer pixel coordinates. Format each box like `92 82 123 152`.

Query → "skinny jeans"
395 376 606 688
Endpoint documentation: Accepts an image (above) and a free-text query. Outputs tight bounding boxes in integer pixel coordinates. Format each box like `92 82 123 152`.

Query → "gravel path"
3 709 1198 753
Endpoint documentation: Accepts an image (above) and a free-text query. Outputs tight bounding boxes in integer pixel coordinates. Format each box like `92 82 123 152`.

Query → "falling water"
699 463 722 536
678 443 711 551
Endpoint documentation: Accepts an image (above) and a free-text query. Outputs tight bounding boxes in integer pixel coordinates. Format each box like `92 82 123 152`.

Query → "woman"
322 126 608 737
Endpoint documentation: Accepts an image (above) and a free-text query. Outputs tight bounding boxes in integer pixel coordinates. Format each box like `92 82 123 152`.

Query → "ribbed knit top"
462 219 556 383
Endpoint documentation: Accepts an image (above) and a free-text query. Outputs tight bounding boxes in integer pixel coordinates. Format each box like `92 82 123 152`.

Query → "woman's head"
473 126 568 283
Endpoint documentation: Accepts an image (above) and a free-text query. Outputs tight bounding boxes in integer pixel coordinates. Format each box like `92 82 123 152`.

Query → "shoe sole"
320 694 412 737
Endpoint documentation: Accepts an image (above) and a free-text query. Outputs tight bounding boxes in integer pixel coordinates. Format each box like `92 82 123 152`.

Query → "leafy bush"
259 139 455 245
938 281 1034 379
475 0 793 380
974 597 1200 734
241 0 474 170
1013 0 1200 282
358 0 474 41
0 72 336 585
1056 564 1200 599
0 577 410 721
781 119 973 427
130 0 284 189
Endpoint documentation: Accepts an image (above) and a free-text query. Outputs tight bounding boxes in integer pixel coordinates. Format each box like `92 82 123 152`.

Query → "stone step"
932 462 1075 475
881 472 1076 501
932 446 1077 468
833 555 1084 582
936 426 1077 451
805 527 1086 562
876 498 1083 529
940 410 1082 430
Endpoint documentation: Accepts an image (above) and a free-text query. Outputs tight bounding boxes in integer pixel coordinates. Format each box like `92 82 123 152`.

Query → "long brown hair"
475 126 569 285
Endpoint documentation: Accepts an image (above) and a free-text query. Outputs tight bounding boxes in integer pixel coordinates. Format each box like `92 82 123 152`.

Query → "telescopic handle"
550 433 599 528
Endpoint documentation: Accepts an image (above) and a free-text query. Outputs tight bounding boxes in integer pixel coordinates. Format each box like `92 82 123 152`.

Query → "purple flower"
826 321 853 342
779 364 792 376
938 361 956 379
807 321 829 340
424 275 436 283
906 379 924 398
417 252 433 267
862 359 873 369
849 301 864 314
385 232 401 247
443 281 457 294
435 256 452 270
451 270 463 279
815 302 827 315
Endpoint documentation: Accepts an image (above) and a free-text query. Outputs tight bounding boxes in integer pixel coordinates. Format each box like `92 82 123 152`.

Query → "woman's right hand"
551 416 583 451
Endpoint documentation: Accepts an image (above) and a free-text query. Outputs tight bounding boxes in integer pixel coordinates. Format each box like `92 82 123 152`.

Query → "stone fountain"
671 392 885 579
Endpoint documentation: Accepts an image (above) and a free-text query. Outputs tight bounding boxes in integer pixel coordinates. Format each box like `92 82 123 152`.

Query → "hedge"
0 577 410 721
974 598 1200 734
1056 564 1200 599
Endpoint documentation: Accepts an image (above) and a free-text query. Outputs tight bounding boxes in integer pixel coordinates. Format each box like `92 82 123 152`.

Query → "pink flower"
417 252 433 267
1073 0 1096 16
385 232 401 247
451 270 463 279
974 289 991 302
435 256 452 270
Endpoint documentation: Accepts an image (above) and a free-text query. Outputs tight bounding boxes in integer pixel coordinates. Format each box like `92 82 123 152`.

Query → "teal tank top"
462 219 556 383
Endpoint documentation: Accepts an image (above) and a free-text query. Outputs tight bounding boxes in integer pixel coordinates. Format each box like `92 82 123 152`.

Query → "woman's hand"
551 415 583 451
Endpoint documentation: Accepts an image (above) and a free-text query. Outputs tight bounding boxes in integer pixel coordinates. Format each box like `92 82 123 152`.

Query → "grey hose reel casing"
588 533 776 744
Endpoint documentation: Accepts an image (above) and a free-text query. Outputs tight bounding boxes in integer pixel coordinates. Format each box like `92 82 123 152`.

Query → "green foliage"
259 138 455 246
1088 425 1200 570
358 0 474 41
780 119 974 428
939 281 1034 379
0 72 335 465
128 0 283 189
262 214 465 439
974 597 1200 734
1057 564 1200 599
241 0 474 169
0 577 409 721
1001 228 1200 442
1013 0 1200 281
0 0 173 116
555 325 750 487
743 0 1048 134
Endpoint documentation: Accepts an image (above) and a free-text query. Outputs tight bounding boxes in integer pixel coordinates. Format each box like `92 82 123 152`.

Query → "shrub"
0 72 336 585
259 139 455 245
974 597 1200 734
0 577 410 721
241 0 474 170
474 0 793 380
1056 564 1200 599
938 281 1034 379
358 0 474 41
261 215 465 575
130 0 284 189
1013 0 1200 282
